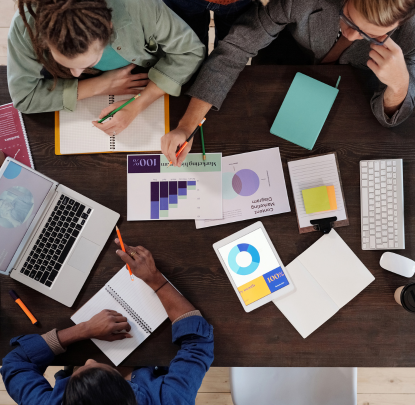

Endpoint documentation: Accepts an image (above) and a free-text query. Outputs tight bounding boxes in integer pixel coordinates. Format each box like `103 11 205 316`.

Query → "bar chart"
151 180 197 219
127 153 222 221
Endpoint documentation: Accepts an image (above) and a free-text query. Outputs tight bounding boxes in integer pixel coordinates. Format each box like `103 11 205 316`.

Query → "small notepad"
56 94 169 155
270 73 339 150
71 267 168 365
302 186 330 214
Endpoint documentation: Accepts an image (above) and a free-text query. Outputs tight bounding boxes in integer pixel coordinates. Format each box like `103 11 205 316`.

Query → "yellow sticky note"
302 186 330 214
326 185 337 210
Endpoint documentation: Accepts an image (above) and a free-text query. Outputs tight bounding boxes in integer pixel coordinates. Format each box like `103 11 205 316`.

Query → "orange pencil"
168 118 206 167
115 226 134 281
9 290 38 325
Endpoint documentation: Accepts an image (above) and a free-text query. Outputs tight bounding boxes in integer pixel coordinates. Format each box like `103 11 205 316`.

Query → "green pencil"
200 124 206 161
98 93 141 123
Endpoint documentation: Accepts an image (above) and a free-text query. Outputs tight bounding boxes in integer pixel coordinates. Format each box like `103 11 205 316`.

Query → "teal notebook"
270 73 339 150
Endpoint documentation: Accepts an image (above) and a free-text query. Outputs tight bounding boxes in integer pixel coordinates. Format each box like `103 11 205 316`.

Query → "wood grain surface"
1 65 415 367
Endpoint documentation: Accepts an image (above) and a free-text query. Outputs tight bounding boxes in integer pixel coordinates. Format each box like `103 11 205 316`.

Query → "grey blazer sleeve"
187 0 292 110
370 53 415 128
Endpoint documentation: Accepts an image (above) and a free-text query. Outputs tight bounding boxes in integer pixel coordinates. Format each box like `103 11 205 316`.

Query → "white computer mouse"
380 252 415 278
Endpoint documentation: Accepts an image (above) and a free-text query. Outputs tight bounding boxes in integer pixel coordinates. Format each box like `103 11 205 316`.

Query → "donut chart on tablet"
228 243 260 275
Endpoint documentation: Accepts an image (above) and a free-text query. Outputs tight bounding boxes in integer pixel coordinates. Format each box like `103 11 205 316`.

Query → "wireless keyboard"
360 159 404 250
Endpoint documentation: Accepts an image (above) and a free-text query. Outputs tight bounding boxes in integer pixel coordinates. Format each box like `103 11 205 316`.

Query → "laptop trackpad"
68 237 101 273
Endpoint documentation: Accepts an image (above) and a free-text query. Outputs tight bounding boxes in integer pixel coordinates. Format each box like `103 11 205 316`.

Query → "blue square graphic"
263 267 289 293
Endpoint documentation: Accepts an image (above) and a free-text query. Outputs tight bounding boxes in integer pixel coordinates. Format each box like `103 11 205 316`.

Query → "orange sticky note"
326 185 337 210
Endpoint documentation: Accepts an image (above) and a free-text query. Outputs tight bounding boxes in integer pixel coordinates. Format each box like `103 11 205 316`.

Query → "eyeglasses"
339 8 398 46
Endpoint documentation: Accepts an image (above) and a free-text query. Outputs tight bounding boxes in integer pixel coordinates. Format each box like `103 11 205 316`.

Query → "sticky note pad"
302 186 330 214
326 185 337 210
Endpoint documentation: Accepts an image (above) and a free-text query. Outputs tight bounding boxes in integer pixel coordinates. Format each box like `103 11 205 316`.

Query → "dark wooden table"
1 65 415 367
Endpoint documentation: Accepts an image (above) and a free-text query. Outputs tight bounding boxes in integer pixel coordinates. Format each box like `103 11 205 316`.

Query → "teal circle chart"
228 243 260 275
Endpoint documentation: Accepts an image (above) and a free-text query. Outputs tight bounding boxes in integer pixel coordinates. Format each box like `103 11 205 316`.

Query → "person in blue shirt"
1 240 214 405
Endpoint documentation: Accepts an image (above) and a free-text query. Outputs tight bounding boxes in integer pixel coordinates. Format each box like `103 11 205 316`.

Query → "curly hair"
17 0 113 88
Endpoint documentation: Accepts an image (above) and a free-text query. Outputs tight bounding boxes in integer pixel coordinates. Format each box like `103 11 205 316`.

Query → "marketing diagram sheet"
195 148 290 229
127 153 222 220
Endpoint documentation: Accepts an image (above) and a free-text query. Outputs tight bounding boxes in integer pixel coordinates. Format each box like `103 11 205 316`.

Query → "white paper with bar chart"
127 153 222 220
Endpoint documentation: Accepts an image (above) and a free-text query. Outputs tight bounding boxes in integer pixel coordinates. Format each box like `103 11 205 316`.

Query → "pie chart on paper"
228 243 261 275
223 169 260 200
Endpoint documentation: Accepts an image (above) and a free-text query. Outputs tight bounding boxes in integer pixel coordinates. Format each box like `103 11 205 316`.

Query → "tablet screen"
218 228 290 305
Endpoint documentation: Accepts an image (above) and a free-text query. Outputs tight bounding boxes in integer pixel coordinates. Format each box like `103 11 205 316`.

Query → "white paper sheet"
288 154 346 229
195 148 290 229
127 153 223 220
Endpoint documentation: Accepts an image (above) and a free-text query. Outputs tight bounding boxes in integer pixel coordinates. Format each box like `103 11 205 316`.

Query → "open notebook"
55 94 169 154
71 266 168 365
273 230 375 339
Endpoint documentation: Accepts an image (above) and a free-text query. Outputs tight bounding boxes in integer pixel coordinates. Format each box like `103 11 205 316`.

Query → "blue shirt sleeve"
135 316 214 405
1 334 67 405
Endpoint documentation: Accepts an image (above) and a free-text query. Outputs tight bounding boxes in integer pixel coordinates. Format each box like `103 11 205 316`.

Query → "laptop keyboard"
20 194 91 287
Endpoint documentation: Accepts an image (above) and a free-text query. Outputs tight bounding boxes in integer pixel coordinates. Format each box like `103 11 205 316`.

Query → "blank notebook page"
107 267 168 331
59 94 165 154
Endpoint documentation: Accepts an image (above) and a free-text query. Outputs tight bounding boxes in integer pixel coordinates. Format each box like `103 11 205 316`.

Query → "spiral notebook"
0 103 34 168
71 266 168 365
55 94 169 155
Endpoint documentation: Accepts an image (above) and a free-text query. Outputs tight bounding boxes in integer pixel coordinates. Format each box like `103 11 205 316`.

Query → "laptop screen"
0 161 54 273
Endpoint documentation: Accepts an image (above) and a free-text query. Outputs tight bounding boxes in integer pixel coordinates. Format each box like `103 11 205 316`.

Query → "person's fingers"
112 315 128 323
370 43 389 58
168 140 179 166
105 309 120 315
116 249 136 268
177 140 193 167
129 80 150 88
99 104 119 119
383 36 399 52
109 333 133 341
369 49 383 66
125 63 137 73
135 246 147 254
367 59 379 74
112 321 130 333
130 73 149 81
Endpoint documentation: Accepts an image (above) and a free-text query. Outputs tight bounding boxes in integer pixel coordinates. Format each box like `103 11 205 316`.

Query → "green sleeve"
7 11 78 114
148 2 205 96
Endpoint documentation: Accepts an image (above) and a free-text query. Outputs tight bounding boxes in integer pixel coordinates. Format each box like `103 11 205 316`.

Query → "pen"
115 226 134 281
97 94 141 124
9 290 38 325
168 118 206 167
200 124 206 161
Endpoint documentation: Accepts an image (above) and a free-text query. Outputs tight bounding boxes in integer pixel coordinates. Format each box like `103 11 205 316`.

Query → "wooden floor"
1 2 415 404
2 367 415 404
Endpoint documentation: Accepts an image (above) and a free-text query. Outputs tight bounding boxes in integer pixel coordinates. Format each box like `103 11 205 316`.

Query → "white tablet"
213 222 295 312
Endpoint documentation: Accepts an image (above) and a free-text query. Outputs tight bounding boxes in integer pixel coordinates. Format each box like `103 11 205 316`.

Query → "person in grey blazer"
161 0 415 167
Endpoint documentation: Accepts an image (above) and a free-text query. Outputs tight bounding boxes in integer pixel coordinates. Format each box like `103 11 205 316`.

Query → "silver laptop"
0 158 119 307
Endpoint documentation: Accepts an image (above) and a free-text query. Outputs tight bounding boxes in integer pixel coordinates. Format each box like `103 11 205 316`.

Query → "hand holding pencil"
115 238 167 291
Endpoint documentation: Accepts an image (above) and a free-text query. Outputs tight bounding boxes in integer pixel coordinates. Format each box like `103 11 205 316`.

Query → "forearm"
383 83 408 116
77 76 105 100
56 323 89 348
178 97 212 134
135 80 166 111
146 272 196 322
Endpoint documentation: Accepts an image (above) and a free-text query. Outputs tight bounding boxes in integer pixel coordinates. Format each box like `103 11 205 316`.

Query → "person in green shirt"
8 0 205 136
